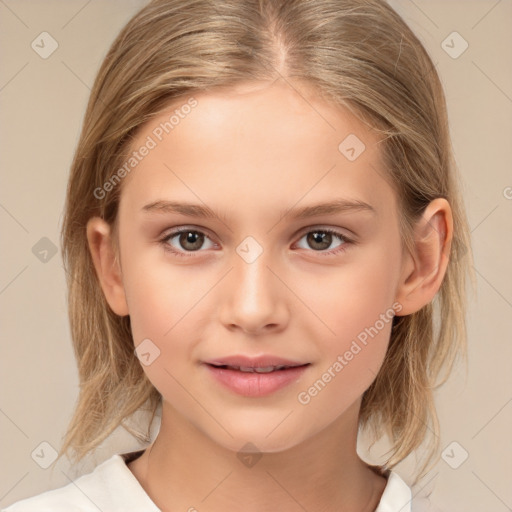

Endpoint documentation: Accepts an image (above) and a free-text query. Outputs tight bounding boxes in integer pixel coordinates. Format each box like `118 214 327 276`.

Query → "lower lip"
204 364 310 397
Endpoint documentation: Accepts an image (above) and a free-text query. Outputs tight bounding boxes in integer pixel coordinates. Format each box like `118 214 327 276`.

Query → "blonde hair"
59 0 475 482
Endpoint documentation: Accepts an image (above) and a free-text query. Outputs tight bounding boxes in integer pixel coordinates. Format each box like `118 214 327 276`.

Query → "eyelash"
158 227 354 258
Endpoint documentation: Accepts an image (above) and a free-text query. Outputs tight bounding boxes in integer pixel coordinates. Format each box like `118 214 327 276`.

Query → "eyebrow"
141 198 376 220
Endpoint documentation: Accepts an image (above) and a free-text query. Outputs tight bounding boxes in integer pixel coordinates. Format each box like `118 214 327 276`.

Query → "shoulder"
375 469 445 512
1 451 159 512
1 455 122 512
412 496 446 512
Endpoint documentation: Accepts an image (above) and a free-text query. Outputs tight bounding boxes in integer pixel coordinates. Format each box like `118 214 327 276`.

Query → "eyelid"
294 224 355 240
160 225 217 241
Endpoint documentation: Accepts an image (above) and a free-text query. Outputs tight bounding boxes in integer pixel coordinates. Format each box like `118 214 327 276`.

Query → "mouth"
206 363 309 373
203 356 311 397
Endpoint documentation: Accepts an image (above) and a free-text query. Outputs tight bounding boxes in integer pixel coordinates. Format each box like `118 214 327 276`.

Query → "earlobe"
394 198 453 316
86 217 129 316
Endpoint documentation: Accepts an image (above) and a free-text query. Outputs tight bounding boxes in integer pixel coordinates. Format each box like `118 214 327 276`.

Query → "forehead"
118 79 394 223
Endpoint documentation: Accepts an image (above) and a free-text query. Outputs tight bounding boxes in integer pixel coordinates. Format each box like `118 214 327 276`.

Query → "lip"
203 354 310 397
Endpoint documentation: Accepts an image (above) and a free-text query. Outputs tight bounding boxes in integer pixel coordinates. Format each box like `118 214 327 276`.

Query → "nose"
218 248 289 335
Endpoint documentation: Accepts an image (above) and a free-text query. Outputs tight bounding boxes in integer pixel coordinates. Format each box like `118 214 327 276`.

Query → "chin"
201 414 314 455
218 433 303 455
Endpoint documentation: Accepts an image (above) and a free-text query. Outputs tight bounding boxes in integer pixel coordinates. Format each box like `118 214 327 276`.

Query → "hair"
58 0 475 484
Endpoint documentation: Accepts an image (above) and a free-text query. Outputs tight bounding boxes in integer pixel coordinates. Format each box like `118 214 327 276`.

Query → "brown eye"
295 229 350 255
176 231 204 251
306 231 334 251
160 229 215 257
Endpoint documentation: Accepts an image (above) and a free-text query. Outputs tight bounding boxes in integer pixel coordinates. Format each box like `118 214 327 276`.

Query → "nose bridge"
219 235 286 332
232 235 277 303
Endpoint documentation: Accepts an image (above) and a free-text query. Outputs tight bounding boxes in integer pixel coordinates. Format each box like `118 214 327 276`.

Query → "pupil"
181 231 202 251
308 231 331 250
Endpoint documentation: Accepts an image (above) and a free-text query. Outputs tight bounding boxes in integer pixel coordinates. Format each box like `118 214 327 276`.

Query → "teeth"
254 366 279 373
228 365 288 373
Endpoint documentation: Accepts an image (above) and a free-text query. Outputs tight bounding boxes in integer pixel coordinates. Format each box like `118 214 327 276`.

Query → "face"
112 79 406 453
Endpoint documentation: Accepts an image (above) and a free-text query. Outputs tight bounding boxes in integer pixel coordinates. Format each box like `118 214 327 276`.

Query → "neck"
129 399 387 512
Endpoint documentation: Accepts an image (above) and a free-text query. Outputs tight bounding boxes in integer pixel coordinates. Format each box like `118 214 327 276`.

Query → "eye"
159 228 216 257
294 228 352 256
159 227 353 258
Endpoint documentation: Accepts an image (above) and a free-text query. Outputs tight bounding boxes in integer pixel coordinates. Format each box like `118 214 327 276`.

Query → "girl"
3 0 474 510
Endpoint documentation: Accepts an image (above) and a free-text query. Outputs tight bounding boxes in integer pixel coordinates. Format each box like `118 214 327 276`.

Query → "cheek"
121 251 212 393
297 319 392 422
293 251 397 416
122 246 209 342
294 251 398 349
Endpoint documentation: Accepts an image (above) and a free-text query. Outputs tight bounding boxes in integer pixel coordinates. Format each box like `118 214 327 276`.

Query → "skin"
87 78 452 511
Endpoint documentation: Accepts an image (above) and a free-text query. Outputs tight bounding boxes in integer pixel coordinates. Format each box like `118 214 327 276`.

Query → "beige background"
1 1 511 510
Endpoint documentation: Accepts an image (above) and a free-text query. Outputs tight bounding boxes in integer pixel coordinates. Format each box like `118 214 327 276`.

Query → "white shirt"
2 451 443 511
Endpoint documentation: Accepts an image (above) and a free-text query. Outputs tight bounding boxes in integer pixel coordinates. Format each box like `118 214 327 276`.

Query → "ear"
394 198 453 316
86 217 129 316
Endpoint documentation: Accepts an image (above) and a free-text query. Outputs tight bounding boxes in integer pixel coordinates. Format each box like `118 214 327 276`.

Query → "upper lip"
204 355 309 369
